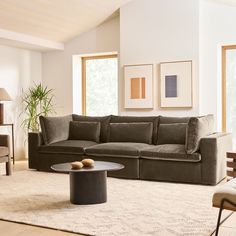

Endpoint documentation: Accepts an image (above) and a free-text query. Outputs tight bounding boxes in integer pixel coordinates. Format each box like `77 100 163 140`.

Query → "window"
81 55 118 116
222 45 236 147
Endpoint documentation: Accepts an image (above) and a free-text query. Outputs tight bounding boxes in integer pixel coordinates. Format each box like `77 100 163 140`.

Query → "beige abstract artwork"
124 64 153 108
130 77 146 99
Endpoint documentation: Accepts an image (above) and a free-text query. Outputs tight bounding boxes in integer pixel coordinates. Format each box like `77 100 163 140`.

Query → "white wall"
0 44 42 160
199 0 236 130
42 16 120 115
2 0 235 160
119 0 199 116
41 0 236 129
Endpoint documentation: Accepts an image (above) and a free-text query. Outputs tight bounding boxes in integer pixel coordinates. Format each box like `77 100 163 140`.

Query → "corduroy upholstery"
28 114 231 185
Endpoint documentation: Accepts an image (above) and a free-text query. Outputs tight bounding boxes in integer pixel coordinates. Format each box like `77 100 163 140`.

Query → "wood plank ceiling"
0 0 130 43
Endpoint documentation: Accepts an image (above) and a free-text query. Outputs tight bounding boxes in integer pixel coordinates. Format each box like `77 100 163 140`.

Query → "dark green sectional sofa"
28 114 232 185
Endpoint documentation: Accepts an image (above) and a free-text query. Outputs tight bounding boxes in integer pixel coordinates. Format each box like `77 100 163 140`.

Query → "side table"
226 151 236 181
0 124 15 164
51 161 124 205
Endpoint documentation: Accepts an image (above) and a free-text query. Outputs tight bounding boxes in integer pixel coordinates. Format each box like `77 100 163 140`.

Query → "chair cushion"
39 115 72 145
157 123 187 145
213 178 236 211
110 115 159 144
185 115 214 154
72 114 111 143
85 142 153 158
0 135 9 147
38 140 97 155
69 121 101 142
0 147 9 157
140 144 201 162
108 122 153 144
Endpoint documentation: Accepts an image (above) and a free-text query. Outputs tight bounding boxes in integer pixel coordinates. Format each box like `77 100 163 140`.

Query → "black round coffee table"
51 161 124 205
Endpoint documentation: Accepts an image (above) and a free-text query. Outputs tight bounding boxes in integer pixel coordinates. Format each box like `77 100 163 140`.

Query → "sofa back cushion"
39 115 72 145
108 122 153 144
157 123 187 145
185 114 214 154
69 121 101 142
159 116 190 124
72 114 111 142
110 115 159 144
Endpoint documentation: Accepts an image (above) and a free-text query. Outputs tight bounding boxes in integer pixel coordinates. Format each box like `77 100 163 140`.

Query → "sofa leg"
6 156 12 176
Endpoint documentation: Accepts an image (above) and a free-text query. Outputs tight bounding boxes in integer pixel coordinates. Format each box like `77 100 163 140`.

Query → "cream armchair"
0 134 12 175
212 178 236 235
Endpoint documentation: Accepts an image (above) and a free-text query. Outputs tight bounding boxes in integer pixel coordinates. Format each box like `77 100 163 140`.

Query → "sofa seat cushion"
140 144 201 162
85 142 153 158
38 140 97 155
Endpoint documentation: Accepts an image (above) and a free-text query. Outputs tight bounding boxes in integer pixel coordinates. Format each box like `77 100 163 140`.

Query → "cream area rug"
0 170 230 236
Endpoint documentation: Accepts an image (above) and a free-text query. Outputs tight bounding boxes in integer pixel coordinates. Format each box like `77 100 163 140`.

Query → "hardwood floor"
0 221 80 236
0 161 235 236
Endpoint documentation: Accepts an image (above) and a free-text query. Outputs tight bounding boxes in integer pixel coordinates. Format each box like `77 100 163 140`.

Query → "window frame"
222 45 236 132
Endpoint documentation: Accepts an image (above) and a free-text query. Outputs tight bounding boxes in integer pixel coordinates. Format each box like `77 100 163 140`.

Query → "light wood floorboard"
0 161 82 236
0 221 81 236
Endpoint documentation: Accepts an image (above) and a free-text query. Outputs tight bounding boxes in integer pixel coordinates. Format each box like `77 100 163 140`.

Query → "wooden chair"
212 178 236 235
0 134 12 175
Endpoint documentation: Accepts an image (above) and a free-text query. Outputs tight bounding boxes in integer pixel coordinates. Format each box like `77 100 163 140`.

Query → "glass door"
222 46 236 148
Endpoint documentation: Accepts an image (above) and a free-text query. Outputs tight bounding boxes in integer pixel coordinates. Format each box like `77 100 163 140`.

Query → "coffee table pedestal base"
70 171 107 205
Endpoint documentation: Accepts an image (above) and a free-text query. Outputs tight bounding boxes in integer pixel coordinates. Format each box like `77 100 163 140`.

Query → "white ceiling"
0 0 130 44
210 0 236 6
0 0 234 51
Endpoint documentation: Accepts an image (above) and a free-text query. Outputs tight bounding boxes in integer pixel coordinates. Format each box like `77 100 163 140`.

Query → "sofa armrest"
0 135 10 148
200 132 232 185
28 132 44 169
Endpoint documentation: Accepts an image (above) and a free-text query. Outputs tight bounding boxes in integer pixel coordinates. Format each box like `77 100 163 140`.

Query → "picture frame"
159 60 192 108
124 64 153 109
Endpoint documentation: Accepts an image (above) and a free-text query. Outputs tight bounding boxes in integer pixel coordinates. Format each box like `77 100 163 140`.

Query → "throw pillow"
108 122 153 144
110 115 159 144
72 114 111 142
157 123 187 145
69 121 101 142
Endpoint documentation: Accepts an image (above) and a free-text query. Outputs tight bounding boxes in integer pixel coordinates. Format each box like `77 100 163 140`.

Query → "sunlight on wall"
0 46 41 160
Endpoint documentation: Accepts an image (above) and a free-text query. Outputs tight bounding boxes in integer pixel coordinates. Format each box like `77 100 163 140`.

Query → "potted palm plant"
22 83 55 132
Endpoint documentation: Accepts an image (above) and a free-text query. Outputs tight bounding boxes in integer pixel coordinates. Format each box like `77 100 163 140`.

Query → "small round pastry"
82 159 94 167
71 161 83 169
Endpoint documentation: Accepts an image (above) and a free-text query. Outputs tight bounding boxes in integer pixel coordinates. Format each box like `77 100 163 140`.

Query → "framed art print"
160 60 192 108
124 64 153 109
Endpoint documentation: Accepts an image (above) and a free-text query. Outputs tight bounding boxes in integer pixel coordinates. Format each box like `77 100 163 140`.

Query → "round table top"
51 161 124 173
